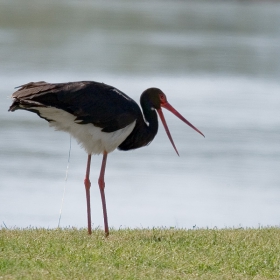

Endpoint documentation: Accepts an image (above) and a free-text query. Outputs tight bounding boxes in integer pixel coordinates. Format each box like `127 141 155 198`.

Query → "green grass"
1 227 280 279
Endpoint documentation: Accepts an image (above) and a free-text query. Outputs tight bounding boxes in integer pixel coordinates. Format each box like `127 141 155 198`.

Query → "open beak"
157 102 204 156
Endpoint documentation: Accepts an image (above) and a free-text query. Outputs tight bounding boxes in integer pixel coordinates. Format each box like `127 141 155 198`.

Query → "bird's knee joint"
98 178 105 190
84 178 91 189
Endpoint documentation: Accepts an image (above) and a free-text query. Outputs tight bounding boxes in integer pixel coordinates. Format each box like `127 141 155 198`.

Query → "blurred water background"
1 0 280 230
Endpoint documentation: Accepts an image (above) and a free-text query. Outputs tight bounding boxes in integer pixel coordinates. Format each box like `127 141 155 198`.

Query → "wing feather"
9 81 141 132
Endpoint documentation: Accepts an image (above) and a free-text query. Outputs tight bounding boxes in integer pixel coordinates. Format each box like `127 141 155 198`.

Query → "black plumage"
9 81 162 151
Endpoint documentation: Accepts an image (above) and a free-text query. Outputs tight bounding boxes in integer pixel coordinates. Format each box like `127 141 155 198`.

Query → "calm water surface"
0 0 280 230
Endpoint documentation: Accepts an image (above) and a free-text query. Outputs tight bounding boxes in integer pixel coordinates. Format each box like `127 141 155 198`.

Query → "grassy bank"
1 227 280 279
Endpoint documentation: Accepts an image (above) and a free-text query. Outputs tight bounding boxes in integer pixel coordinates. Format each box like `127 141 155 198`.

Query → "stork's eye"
159 94 165 101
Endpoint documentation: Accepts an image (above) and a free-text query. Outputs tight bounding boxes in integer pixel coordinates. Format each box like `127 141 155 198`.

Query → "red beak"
157 102 204 156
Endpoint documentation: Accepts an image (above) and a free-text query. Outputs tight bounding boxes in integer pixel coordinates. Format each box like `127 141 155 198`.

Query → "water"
1 0 280 230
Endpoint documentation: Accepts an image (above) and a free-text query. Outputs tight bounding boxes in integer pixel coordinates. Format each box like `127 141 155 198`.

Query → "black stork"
9 80 204 236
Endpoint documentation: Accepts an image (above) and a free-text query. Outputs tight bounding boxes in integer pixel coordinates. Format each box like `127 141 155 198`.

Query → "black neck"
118 99 158 151
141 101 159 143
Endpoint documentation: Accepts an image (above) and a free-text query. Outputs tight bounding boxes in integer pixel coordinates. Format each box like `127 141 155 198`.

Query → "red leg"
84 154 92 235
98 151 109 236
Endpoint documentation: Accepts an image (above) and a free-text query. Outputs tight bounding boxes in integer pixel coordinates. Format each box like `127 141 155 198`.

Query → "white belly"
36 107 136 155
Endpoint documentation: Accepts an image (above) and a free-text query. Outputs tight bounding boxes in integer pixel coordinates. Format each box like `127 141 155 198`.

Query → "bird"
9 80 204 236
